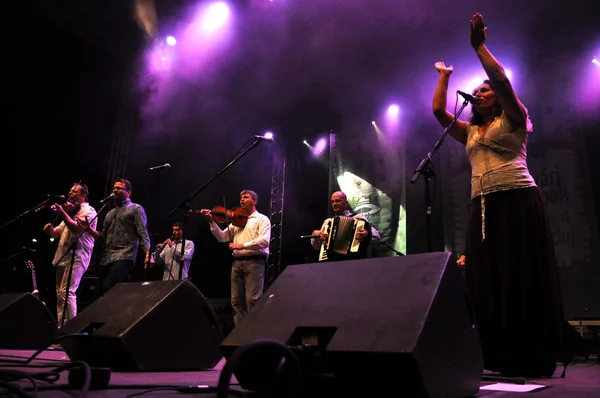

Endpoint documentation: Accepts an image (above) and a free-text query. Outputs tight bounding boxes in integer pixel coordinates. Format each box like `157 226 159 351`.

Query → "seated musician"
310 191 381 261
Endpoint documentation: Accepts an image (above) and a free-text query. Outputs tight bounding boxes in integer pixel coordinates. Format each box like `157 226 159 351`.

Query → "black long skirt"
465 186 569 377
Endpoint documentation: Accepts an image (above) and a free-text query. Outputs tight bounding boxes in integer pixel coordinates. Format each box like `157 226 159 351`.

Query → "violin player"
199 189 271 327
43 183 97 327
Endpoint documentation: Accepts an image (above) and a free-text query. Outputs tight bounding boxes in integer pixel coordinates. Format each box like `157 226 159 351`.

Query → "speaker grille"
58 280 223 371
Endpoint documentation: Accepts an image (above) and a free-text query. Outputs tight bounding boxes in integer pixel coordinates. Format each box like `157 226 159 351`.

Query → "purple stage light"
203 2 230 33
166 36 177 46
314 137 327 154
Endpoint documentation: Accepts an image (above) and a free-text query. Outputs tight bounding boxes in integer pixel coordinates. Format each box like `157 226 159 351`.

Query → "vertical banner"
333 129 406 256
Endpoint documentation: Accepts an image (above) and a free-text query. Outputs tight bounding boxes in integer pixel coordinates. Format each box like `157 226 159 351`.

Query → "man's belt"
233 254 267 262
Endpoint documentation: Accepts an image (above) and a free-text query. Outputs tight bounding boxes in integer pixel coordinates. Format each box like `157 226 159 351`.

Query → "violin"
190 205 249 228
49 200 80 225
62 200 81 215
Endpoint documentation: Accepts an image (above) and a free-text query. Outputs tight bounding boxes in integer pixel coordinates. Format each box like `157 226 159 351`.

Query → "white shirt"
209 210 271 257
52 202 97 268
159 239 195 280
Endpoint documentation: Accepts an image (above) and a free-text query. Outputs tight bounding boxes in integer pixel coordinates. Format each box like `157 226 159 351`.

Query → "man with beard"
84 178 151 294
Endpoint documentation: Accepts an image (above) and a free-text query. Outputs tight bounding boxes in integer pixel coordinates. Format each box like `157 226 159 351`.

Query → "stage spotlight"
371 121 376 126
303 139 327 157
203 2 230 33
166 36 177 46
314 137 327 154
264 131 273 140
387 104 399 117
593 57 599 68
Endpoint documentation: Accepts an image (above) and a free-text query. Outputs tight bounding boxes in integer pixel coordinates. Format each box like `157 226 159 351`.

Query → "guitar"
25 260 42 302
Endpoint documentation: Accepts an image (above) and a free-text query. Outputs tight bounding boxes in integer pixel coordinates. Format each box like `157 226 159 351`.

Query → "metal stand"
164 136 269 279
411 99 469 252
0 196 55 293
0 248 36 294
0 197 53 231
148 166 168 280
377 240 404 256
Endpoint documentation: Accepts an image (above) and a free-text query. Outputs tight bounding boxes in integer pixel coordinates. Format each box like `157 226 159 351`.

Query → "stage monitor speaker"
0 292 57 349
221 252 483 397
57 280 224 371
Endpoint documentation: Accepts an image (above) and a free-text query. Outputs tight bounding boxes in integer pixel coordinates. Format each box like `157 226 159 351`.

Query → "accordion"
318 216 371 262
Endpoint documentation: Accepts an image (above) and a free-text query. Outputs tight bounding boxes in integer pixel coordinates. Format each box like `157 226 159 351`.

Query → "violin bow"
222 196 233 243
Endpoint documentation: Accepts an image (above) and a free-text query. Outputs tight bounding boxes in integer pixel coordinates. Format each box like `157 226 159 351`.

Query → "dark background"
1 0 599 319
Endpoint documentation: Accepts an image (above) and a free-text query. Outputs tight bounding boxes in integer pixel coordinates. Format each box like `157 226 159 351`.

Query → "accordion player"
318 215 372 262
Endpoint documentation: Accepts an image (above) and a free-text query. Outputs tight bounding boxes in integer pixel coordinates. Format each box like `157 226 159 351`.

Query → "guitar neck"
30 269 39 291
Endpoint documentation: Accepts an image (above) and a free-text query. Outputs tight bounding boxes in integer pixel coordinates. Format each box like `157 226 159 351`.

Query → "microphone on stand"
44 194 66 202
457 90 481 105
35 194 66 213
96 193 115 206
148 163 171 171
253 135 274 144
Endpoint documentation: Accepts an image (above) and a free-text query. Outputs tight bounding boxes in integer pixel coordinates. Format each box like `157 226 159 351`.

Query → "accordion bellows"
319 216 371 261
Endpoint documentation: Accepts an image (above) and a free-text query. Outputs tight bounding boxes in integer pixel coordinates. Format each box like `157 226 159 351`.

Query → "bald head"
330 191 349 215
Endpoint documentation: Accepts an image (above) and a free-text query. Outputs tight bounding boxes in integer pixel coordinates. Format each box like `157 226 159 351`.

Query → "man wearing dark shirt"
85 178 151 294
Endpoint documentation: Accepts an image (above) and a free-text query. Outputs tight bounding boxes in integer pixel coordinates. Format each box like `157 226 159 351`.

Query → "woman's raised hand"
435 61 453 75
470 12 487 49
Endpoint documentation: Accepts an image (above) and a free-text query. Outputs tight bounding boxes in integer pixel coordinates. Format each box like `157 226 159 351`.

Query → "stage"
1 347 598 397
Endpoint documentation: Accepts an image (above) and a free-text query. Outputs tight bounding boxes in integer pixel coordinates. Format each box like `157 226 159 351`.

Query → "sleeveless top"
465 111 536 240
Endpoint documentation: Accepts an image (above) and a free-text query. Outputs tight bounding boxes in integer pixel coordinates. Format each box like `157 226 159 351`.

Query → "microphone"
97 193 115 205
44 194 66 202
148 163 171 171
253 135 274 144
300 234 327 239
457 90 481 105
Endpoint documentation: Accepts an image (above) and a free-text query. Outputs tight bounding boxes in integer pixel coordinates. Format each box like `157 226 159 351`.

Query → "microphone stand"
411 99 469 253
148 166 168 281
0 248 35 293
165 137 265 220
0 248 36 266
53 200 111 328
0 198 51 231
377 240 404 256
0 197 54 294
178 212 189 280
164 137 267 279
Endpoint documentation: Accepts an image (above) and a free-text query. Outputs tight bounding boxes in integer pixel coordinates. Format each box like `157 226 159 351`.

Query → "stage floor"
1 347 599 397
